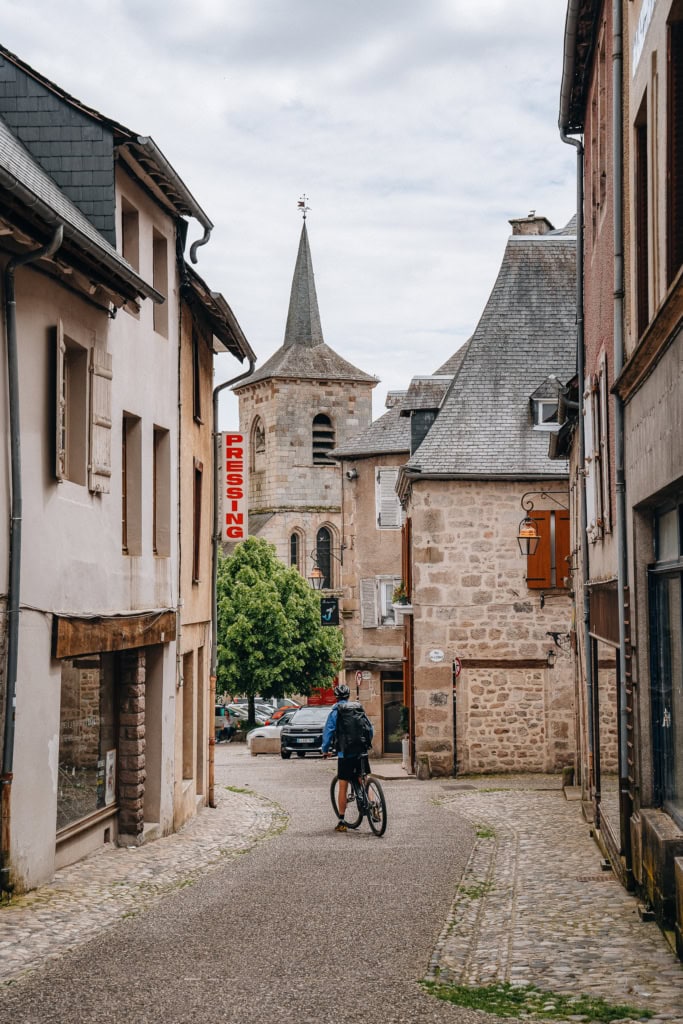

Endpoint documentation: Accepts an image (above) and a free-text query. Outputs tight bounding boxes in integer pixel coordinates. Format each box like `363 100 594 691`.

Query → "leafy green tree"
216 537 343 724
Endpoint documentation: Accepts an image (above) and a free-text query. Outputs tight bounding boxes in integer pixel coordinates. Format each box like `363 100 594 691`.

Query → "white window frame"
360 575 401 628
532 398 560 431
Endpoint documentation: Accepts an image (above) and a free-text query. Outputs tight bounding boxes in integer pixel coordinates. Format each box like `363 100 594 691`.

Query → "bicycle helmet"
333 683 350 700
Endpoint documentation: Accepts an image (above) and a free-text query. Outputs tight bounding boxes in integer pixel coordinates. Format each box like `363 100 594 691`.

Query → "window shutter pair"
53 323 112 492
376 468 402 528
526 510 570 589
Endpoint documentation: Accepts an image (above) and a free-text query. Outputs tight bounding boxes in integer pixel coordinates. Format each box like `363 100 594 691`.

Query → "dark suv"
280 706 333 758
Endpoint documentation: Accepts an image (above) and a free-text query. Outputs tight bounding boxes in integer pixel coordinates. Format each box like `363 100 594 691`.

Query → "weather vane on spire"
297 194 311 220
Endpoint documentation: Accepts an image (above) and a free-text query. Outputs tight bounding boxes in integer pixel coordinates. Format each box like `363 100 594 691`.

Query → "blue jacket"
321 700 374 757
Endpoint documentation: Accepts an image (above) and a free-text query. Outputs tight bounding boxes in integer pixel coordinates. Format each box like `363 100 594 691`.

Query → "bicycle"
329 766 387 837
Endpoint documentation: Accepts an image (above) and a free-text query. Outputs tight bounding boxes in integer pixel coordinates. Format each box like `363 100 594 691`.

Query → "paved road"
1 749 477 1024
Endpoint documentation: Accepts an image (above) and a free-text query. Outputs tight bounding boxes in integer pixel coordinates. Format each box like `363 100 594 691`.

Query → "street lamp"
516 490 569 556
308 565 325 590
307 544 345 590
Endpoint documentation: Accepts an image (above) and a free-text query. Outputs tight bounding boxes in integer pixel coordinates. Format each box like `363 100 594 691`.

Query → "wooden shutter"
526 510 551 589
401 517 413 598
88 342 112 493
376 468 401 528
555 511 571 587
55 322 66 481
360 578 378 628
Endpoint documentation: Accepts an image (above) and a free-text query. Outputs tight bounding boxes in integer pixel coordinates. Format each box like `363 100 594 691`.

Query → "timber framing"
53 609 176 659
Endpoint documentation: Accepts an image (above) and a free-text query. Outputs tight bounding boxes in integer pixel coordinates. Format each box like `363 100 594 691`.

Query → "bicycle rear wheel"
365 777 387 836
329 774 362 829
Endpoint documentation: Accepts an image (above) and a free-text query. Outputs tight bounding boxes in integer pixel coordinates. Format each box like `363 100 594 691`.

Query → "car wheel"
296 752 306 758
281 749 291 759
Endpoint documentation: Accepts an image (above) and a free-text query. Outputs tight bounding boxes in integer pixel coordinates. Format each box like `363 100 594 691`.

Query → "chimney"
509 211 554 236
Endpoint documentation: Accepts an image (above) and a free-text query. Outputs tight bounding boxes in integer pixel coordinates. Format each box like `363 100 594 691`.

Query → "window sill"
392 603 413 614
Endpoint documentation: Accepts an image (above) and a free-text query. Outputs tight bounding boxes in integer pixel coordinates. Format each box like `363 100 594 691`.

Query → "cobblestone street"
1 749 683 1024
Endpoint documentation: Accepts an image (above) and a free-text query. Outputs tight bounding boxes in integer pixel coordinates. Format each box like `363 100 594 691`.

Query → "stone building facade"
397 214 578 778
234 222 375 591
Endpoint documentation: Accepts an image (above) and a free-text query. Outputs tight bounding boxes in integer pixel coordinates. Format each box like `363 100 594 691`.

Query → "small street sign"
320 597 339 626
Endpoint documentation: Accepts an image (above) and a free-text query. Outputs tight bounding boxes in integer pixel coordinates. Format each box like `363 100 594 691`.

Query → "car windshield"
289 708 331 726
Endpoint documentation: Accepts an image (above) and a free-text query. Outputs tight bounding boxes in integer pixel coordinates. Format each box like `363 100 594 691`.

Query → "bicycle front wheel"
329 774 362 829
365 777 387 836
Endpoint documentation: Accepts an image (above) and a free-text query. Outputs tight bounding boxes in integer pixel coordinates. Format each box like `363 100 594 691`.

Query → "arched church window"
312 414 335 465
289 530 303 572
250 416 266 473
316 526 332 588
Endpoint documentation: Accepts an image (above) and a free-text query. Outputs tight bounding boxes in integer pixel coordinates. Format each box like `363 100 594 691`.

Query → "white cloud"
3 0 575 423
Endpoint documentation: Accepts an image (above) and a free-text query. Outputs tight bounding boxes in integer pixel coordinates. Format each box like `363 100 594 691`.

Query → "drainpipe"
1 226 63 896
559 0 595 797
209 360 255 806
612 0 632 864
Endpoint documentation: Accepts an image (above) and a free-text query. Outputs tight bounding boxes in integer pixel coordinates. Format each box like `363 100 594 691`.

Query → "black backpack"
335 701 373 756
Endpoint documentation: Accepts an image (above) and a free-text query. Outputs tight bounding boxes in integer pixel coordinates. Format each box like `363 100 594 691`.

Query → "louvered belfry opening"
312 413 335 464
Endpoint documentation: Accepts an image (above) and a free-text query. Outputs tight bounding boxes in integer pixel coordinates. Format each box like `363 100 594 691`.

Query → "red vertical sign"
220 431 248 542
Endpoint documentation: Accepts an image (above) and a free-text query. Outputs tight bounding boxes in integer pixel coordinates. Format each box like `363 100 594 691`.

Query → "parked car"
246 709 298 751
264 702 301 726
226 704 270 726
229 699 276 719
280 706 333 759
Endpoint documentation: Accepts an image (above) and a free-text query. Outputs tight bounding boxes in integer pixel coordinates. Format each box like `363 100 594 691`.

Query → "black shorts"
337 754 371 781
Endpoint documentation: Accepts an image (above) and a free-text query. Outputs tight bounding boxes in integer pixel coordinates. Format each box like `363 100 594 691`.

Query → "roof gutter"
2 225 64 899
559 0 595 794
131 138 213 264
0 165 162 304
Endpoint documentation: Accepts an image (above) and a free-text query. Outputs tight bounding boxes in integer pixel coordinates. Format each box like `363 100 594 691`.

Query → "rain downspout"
209 359 255 807
612 0 632 863
1 226 64 896
559 0 595 794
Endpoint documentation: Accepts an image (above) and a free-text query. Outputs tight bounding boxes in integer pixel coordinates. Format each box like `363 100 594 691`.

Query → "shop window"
312 414 335 464
525 509 570 590
57 655 117 832
650 503 683 825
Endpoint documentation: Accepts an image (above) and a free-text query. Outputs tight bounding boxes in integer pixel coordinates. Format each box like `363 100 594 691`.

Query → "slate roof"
435 338 471 376
399 375 452 416
0 114 160 304
329 394 410 459
405 229 576 478
181 264 254 361
235 222 376 389
0 45 211 247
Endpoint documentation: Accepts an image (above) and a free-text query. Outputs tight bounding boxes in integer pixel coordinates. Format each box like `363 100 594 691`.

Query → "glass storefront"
650 505 683 827
57 654 117 831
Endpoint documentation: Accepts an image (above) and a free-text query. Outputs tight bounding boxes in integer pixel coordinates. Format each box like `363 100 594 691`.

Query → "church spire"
283 212 324 350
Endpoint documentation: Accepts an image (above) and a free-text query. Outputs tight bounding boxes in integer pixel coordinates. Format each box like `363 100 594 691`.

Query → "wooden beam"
53 609 176 659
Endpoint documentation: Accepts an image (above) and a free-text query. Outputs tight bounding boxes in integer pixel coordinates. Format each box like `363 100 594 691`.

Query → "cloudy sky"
4 1 575 425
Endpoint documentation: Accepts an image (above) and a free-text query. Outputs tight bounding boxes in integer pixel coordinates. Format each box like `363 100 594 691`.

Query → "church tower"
234 218 376 588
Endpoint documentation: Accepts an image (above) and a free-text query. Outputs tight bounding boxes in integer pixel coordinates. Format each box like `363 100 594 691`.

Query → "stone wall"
117 649 146 842
408 478 575 776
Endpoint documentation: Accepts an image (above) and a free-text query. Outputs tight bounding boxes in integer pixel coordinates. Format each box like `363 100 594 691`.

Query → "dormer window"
533 398 559 430
312 414 335 464
530 376 562 432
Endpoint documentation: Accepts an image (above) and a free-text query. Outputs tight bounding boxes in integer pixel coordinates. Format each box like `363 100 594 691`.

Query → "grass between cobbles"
420 980 653 1022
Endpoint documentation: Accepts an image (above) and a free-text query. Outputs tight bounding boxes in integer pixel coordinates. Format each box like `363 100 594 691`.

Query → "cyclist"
322 682 373 832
